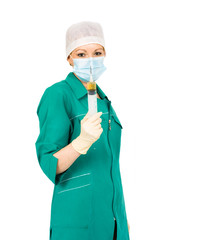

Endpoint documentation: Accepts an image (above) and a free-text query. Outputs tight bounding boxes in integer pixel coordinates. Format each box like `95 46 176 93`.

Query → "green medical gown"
35 72 130 240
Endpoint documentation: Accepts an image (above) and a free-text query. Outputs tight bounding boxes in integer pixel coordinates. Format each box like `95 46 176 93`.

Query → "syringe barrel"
87 82 97 116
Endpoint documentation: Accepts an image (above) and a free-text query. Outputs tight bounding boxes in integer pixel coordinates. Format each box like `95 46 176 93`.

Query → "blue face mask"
72 56 107 82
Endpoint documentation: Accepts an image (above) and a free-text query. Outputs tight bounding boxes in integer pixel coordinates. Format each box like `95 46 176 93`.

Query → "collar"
65 72 109 101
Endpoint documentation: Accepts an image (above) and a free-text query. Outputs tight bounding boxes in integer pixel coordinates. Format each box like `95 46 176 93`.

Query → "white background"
0 0 224 239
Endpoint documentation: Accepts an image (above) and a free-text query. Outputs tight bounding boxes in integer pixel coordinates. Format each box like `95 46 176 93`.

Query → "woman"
35 21 130 240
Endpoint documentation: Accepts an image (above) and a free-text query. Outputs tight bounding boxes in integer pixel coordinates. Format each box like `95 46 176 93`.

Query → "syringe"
87 66 97 117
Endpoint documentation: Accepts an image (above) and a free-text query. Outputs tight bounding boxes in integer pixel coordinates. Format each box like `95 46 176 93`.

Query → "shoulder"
37 80 72 114
44 80 70 97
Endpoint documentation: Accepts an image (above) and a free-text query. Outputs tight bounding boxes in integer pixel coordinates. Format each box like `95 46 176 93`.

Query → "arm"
53 142 81 175
35 86 103 183
35 86 74 184
54 111 104 174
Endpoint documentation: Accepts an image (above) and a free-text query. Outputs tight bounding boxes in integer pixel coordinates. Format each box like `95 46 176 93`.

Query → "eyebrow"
75 48 103 52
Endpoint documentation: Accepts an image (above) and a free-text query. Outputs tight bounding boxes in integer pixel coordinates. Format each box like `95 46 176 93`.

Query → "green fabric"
35 72 129 240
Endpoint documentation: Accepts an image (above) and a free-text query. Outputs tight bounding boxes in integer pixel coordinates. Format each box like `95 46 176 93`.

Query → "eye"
77 53 85 57
95 52 102 56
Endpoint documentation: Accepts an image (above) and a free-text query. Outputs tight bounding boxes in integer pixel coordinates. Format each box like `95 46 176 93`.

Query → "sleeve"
35 86 72 185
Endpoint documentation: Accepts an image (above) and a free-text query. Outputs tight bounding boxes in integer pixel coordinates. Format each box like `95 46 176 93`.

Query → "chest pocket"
74 113 108 124
71 113 108 121
110 104 123 129
111 114 123 129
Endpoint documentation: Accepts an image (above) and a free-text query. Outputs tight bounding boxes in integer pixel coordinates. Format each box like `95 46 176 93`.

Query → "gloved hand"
71 111 103 154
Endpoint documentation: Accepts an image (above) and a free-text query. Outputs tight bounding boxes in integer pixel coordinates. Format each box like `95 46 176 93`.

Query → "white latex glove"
71 111 103 154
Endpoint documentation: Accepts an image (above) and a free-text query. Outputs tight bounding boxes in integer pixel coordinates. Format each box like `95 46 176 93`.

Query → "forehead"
74 43 104 52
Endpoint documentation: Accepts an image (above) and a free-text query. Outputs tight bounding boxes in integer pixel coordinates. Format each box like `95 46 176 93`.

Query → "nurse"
35 21 130 240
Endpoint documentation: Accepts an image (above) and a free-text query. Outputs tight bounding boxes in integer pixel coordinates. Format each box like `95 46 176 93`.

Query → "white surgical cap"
66 21 105 59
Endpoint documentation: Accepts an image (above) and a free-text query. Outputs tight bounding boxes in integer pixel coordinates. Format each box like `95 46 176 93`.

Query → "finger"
82 111 91 123
85 111 91 119
86 112 103 123
91 118 102 127
94 124 102 129
90 121 102 131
